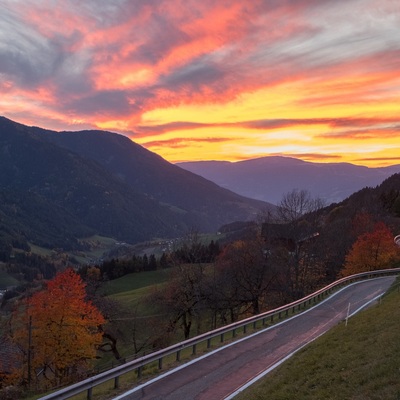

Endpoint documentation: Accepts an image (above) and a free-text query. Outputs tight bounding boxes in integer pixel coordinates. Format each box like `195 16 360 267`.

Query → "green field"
0 268 19 289
28 235 118 264
101 269 170 296
99 269 172 358
236 280 400 400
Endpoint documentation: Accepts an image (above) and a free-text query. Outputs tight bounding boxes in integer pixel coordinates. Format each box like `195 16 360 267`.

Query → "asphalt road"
114 276 395 400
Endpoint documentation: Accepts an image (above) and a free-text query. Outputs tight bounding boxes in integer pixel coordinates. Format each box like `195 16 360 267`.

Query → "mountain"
0 117 272 251
39 128 271 225
177 157 400 205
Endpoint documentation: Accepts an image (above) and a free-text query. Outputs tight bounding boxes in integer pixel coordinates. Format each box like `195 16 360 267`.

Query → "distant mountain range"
177 158 400 205
0 117 272 251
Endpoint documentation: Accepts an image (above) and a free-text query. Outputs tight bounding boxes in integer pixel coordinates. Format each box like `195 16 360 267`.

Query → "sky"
1 0 400 167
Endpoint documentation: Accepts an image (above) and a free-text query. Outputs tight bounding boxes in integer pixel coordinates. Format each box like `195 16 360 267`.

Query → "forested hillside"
0 117 271 256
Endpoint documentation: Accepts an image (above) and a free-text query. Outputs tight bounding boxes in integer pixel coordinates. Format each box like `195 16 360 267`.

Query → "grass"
236 282 400 400
28 235 117 264
0 267 19 289
92 270 172 370
101 269 170 296
27 243 54 257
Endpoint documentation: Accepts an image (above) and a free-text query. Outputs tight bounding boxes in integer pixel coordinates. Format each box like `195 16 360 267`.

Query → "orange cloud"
142 136 231 149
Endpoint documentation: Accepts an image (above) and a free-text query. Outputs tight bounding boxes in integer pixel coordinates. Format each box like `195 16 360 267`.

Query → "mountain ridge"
0 116 272 252
177 157 400 204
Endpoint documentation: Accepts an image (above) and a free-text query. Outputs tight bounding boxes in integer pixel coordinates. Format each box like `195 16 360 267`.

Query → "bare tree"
149 263 207 340
269 189 326 300
214 236 277 316
278 189 325 223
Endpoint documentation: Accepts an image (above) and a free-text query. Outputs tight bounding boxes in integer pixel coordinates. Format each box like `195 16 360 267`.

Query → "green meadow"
101 268 170 296
0 268 19 289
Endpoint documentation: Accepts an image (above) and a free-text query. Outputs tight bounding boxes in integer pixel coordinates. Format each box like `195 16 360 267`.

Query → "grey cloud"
0 9 53 85
160 56 227 91
64 0 142 28
0 7 90 89
66 90 134 116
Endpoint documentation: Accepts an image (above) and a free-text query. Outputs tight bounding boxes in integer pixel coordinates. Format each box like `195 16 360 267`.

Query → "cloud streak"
0 0 399 166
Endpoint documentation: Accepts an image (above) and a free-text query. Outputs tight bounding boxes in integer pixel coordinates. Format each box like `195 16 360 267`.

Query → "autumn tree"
342 222 400 276
10 269 105 390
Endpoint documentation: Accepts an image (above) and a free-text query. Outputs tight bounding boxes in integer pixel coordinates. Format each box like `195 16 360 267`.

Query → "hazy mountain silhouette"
177 157 400 205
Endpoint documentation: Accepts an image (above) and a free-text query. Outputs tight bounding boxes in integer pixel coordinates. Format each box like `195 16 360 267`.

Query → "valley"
1 117 400 400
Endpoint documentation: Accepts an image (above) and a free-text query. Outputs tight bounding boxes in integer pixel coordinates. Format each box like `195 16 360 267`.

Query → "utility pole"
28 316 32 390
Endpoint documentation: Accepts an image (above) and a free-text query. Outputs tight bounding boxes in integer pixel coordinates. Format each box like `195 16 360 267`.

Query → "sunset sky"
1 0 400 166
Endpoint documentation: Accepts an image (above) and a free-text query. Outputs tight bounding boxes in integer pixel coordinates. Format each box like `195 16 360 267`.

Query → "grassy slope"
0 269 19 289
236 282 400 400
101 269 170 296
101 270 171 326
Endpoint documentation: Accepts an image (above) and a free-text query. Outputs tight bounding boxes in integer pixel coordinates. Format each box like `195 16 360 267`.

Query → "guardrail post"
253 321 257 330
262 318 266 326
137 366 142 379
207 338 211 348
176 350 181 362
233 328 236 337
158 357 163 370
192 344 197 355
114 376 119 389
243 324 247 334
220 333 224 342
87 387 92 400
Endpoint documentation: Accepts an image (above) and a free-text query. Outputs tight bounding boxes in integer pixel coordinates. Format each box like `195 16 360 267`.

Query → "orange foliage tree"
342 222 400 276
10 268 105 390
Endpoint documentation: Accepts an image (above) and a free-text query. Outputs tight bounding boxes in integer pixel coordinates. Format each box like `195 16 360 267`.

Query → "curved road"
114 276 395 400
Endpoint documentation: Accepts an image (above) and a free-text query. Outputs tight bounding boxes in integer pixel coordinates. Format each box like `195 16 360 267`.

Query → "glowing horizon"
1 0 400 167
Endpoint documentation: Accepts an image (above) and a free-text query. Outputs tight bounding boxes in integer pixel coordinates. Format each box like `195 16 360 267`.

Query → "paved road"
114 277 395 400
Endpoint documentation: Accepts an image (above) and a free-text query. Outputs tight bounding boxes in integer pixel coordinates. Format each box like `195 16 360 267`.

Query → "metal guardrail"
39 268 400 400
